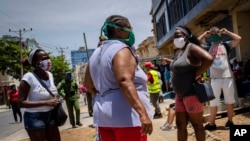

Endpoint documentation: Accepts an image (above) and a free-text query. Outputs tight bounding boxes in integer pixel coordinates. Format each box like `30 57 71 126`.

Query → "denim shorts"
24 110 56 130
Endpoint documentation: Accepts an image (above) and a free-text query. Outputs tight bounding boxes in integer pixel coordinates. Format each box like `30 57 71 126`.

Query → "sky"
0 0 153 64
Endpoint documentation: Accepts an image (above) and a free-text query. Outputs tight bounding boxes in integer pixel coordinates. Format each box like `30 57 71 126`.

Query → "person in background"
198 26 241 130
157 70 164 103
84 15 153 141
86 91 93 117
8 84 22 123
79 82 87 105
232 59 240 72
161 58 172 92
157 59 167 93
231 59 242 79
160 102 176 131
18 48 61 141
57 72 82 128
165 25 213 141
144 61 163 119
243 59 250 80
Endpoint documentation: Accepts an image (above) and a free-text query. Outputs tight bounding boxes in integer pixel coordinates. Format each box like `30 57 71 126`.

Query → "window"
167 0 201 28
156 13 167 41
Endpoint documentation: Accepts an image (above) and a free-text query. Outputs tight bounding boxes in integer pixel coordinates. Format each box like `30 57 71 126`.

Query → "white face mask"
39 59 52 71
174 37 186 48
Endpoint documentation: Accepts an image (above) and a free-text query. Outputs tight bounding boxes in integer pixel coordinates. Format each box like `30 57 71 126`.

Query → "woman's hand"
140 115 153 135
47 98 59 107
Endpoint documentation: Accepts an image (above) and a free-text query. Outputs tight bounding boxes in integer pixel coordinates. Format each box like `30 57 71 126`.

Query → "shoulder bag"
33 72 68 126
193 78 215 103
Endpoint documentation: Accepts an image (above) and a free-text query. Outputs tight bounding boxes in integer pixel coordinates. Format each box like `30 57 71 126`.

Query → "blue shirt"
89 40 152 127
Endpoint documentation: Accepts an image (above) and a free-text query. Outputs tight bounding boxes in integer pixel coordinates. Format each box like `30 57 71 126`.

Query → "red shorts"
98 126 147 141
175 95 204 113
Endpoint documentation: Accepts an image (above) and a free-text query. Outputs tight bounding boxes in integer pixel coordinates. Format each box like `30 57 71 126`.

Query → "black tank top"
170 44 198 97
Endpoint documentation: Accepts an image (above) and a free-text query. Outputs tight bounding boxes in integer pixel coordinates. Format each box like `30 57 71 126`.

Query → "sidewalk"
0 98 94 141
1 96 250 141
0 98 178 141
148 99 177 141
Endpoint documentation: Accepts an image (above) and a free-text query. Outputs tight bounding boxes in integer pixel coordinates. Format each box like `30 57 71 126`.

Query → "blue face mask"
101 22 135 47
66 73 71 79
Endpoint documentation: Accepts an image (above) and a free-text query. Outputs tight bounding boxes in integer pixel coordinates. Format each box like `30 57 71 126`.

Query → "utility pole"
56 47 68 59
9 28 32 78
83 32 89 61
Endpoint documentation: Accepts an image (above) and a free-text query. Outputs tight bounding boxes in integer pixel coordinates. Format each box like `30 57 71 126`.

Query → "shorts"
209 78 235 106
175 95 204 113
98 126 147 141
24 110 56 130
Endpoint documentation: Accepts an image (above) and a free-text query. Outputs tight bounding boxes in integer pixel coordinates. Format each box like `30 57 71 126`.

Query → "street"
0 97 95 141
0 109 24 140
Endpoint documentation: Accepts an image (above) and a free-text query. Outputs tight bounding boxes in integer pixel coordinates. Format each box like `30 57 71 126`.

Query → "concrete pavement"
0 98 94 141
0 98 180 141
1 96 250 141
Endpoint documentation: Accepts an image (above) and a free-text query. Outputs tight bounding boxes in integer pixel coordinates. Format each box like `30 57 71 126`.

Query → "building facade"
136 36 160 62
71 48 95 69
151 0 250 62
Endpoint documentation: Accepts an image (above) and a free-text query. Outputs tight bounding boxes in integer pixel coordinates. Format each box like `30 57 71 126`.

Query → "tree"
50 55 70 85
0 39 30 80
0 39 70 82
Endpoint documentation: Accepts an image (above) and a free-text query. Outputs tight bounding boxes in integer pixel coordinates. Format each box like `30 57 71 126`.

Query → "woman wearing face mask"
84 15 153 141
164 25 213 141
18 48 61 141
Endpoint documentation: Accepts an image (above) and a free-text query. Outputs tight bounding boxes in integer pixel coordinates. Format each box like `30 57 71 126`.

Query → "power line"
9 28 32 77
56 47 68 59
0 10 67 49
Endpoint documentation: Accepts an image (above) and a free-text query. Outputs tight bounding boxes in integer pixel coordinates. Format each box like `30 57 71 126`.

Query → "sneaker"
204 123 217 130
162 125 176 131
76 122 83 126
160 123 168 129
72 125 77 128
225 120 234 129
88 124 95 128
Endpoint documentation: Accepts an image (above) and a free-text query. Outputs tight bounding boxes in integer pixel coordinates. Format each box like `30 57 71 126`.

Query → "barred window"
156 13 167 41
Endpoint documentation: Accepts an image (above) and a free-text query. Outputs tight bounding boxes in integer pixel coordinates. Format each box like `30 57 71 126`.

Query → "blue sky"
0 0 153 64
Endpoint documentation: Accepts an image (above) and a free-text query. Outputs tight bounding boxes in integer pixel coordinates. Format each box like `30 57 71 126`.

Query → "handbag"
32 72 68 126
50 102 68 126
193 79 215 103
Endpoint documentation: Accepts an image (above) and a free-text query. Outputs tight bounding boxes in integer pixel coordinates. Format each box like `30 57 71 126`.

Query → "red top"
80 85 87 93
147 73 154 84
9 90 19 102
